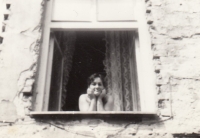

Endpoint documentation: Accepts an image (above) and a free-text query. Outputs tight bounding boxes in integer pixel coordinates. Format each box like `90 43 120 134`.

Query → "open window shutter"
45 34 64 111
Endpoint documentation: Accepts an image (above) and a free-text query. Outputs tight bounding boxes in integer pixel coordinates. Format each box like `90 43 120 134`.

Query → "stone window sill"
30 111 157 120
31 111 156 115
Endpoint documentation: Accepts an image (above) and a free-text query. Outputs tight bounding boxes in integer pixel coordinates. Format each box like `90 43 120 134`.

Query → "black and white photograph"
0 0 200 137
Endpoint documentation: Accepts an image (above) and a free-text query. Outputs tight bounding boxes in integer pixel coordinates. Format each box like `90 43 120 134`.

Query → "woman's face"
89 77 104 96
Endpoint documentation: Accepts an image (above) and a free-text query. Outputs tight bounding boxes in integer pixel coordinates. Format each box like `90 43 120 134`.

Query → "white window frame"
32 0 156 114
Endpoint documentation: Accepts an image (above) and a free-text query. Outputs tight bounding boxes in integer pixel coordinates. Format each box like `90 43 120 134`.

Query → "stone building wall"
0 0 200 138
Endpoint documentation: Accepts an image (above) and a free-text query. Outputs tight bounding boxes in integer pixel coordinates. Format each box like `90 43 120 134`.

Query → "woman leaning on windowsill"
78 73 114 111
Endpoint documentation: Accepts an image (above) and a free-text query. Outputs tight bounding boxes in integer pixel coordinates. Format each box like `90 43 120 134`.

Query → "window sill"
30 111 157 120
30 111 156 115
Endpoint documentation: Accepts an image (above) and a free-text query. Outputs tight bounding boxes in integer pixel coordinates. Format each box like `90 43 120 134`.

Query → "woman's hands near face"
88 87 102 97
98 89 106 99
87 87 106 98
93 88 103 96
87 87 95 98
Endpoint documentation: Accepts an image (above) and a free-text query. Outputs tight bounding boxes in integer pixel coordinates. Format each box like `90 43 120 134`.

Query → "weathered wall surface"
0 0 200 138
148 0 200 135
0 0 43 120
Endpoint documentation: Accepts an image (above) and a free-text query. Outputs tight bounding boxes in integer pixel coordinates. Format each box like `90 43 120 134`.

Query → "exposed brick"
158 92 171 100
21 86 32 93
153 50 168 57
160 84 178 92
160 108 172 117
25 79 35 86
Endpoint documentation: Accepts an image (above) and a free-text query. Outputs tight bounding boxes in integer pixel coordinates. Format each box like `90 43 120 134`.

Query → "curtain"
104 31 139 111
55 32 76 110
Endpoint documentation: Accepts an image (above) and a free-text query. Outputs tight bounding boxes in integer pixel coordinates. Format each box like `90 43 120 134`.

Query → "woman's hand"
98 89 106 99
87 87 95 99
87 87 106 99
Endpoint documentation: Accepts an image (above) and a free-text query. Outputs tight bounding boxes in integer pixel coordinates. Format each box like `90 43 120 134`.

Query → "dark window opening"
46 31 140 112
62 31 106 111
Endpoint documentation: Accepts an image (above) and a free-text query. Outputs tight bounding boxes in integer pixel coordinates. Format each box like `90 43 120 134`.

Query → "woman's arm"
97 92 114 111
88 96 97 111
104 95 114 111
79 94 97 111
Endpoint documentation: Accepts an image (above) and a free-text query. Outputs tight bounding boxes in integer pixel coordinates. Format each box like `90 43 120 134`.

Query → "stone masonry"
0 0 200 138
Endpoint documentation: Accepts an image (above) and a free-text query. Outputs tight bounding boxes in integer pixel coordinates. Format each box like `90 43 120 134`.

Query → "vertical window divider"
33 0 53 111
43 34 55 111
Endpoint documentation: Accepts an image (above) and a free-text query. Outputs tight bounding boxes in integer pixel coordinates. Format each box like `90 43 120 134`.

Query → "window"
32 0 156 114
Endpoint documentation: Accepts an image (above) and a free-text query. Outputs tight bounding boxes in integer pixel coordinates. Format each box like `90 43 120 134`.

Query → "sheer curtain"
56 32 76 110
104 31 139 111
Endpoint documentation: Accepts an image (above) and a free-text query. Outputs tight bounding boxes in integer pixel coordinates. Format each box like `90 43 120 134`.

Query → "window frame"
43 33 64 111
32 0 157 114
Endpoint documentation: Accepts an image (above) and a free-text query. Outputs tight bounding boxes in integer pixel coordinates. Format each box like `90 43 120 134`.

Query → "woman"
79 73 114 111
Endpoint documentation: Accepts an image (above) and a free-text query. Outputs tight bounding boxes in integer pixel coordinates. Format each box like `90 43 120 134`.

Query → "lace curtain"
54 32 76 110
104 31 139 111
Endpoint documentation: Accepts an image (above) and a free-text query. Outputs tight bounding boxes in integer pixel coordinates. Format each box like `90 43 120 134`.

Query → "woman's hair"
87 73 106 87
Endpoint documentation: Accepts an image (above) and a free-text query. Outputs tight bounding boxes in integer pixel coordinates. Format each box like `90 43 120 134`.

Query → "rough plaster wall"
0 0 43 120
0 0 200 138
147 0 200 135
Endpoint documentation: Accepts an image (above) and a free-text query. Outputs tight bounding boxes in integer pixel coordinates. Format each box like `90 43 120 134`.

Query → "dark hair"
87 73 106 87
